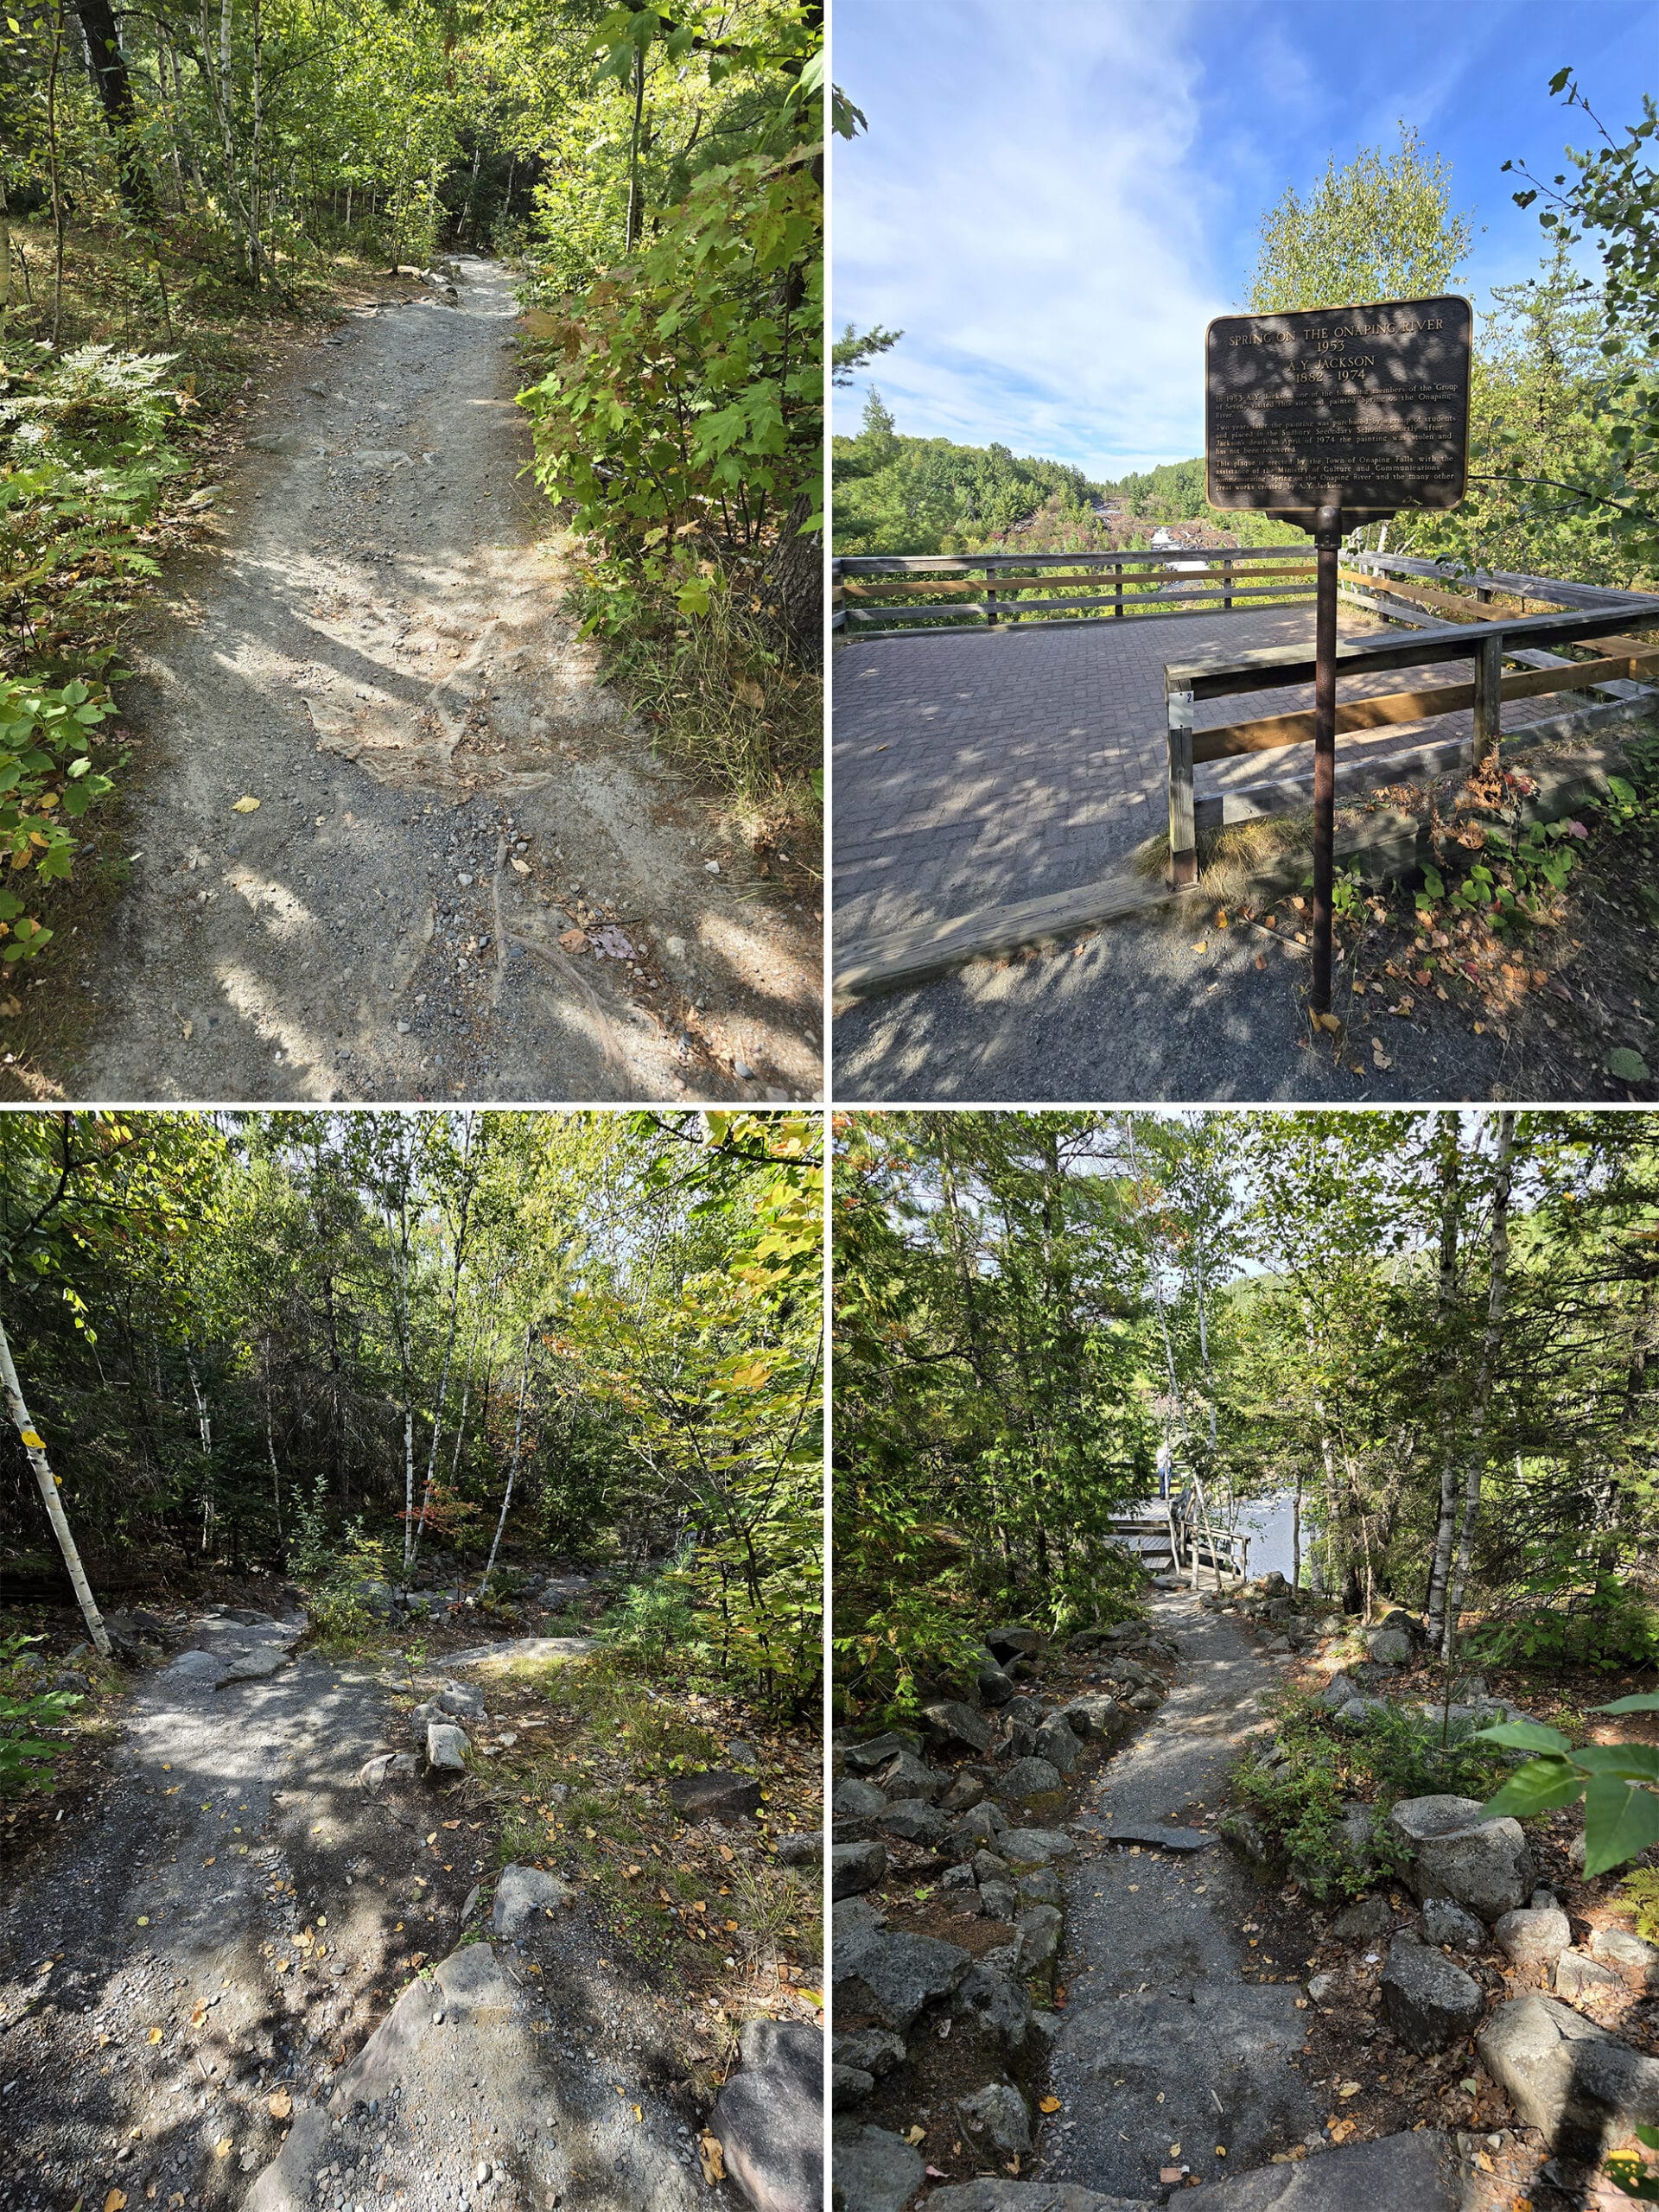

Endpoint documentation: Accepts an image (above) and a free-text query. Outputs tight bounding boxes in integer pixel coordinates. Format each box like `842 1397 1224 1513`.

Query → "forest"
834 1109 1659 1718
1 1106 823 1713
0 0 823 983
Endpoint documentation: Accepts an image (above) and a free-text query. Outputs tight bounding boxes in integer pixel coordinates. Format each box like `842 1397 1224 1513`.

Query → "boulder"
1000 1756 1065 1804
925 2186 1147 2212
831 2123 923 2212
1306 1972 1338 2004
1332 1899 1396 1950
831 1840 888 1900
923 1700 993 1754
978 1880 1018 1921
1388 1795 1534 1921
1181 2129 1465 2212
954 1961 1032 2055
940 1772 987 1814
1106 1822 1214 1853
667 1770 763 1823
1035 1717 1081 1776
1380 1933 1484 2054
1421 1897 1484 1952
435 1679 485 1719
1589 1925 1659 1987
1058 1696 1126 1741
973 1849 1012 1884
878 1798 950 1848
426 1721 469 1771
985 1624 1043 1660
1018 1867 1063 1906
834 1778 888 1821
1556 1949 1625 2001
1015 1903 1063 1974
998 1827 1075 1867
875 1748 945 1802
1320 1672 1365 1709
219 1643 292 1683
1494 1903 1572 1972
958 2082 1031 2158
711 2018 822 2212
1364 1628 1415 1667
491 1865 572 1936
774 1831 823 1868
833 1922 971 2031
843 1731 923 1772
832 2063 874 2108
1478 1992 1659 2152
976 1666 1017 1707
833 2028 907 2077
948 1802 1009 1852
358 1751 420 1789
167 1649 226 1688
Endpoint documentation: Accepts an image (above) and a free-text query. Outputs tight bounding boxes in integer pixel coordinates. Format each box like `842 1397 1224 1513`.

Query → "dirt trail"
1045 1592 1323 2195
77 256 819 1102
0 1608 728 2210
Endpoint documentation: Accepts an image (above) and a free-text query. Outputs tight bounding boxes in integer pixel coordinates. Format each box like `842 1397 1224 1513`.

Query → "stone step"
1182 2129 1465 2212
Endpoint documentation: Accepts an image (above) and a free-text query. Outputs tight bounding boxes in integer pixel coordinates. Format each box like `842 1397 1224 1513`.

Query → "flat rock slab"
668 1770 763 1823
925 2188 1153 2212
443 1637 597 1670
1478 1992 1659 2152
1182 2131 1465 2212
165 1649 228 1688
832 2122 924 2212
1102 1823 1215 1852
217 1643 295 1683
244 1941 702 2211
711 2018 822 2212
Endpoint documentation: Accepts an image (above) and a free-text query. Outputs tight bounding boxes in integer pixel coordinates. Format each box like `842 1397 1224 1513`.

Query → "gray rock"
436 1678 486 1719
999 1826 1075 1866
843 1731 922 1772
973 1849 1012 1884
924 2186 1149 2212
1035 1715 1081 1775
985 1624 1043 1659
834 2028 907 2077
711 2018 822 2212
426 1720 469 1771
1000 1756 1065 1803
832 2063 874 2108
52 1669 92 1695
167 1649 227 1688
1389 1795 1534 1922
774 1830 823 1867
1332 1897 1395 1946
358 1751 420 1789
218 1642 293 1683
1589 1926 1659 1987
831 1840 888 1900
491 1864 572 1936
1421 1897 1485 1953
978 1879 1018 1921
878 1797 949 1848
1221 1807 1277 1866
1380 1932 1484 2053
976 1666 1017 1707
948 1802 1009 1851
1016 1903 1063 1974
834 1777 888 1821
1181 2127 1464 2212
1125 1689 1162 1713
1365 1629 1415 1666
1495 1904 1572 1971
924 1700 994 1753
832 2123 924 2212
941 1772 987 1814
1058 1695 1127 1741
1306 1972 1338 2004
1478 1992 1659 2152
954 1961 1033 2055
1106 1822 1215 1853
1018 1867 1063 1905
875 1749 945 1802
958 2082 1032 2158
1556 1949 1625 2001
1333 1802 1381 1878
667 1770 763 1823
834 1922 971 2031
1319 1672 1365 1709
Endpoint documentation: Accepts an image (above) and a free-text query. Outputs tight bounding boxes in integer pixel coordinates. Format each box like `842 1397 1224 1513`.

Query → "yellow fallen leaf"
906 2126 925 2146
136 1916 149 1927
214 2139 232 2158
1314 1012 1342 1033
560 928 588 953
105 2191 129 2212
232 796 260 813
698 2133 726 2183
511 857 531 875
1338 2081 1361 2099
269 2092 291 2120
1192 939 1208 953
148 2027 162 2044
632 2105 643 2122
1039 2096 1063 2113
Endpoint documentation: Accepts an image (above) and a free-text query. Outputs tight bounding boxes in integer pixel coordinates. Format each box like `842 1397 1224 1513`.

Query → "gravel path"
76 256 819 1102
0 1611 728 2211
1045 1592 1322 2197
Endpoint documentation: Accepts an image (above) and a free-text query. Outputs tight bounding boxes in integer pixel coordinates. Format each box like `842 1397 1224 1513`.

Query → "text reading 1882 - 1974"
1205 294 1471 515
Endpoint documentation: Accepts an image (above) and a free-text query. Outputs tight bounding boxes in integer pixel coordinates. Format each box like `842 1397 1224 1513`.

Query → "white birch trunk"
1441 1112 1517 1662
480 1325 533 1599
0 1307 111 1656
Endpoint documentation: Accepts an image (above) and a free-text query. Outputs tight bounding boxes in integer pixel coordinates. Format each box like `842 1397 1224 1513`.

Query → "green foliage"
1478 1694 1659 1876
1244 124 1474 314
598 1567 700 1673
833 411 1096 556
1619 1866 1659 1943
0 1633 80 1789
1234 1685 1503 1898
0 671 122 958
1465 1571 1659 1673
1607 2124 1659 2202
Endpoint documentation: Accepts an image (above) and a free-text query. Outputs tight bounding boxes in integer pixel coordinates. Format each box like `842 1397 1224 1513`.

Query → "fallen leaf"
268 2093 291 2120
734 679 766 710
1161 2170 1185 2185
1254 953 1267 971
1039 2096 1063 2114
1314 1012 1342 1033
559 928 588 953
906 2127 926 2146
232 796 260 813
1192 939 1207 953
510 858 530 875
148 2027 162 2044
105 2191 129 2212
214 2139 232 2158
1338 2082 1361 2099
698 2135 726 2185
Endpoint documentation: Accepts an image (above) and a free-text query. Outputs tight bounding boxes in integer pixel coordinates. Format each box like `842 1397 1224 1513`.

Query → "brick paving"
832 604 1570 950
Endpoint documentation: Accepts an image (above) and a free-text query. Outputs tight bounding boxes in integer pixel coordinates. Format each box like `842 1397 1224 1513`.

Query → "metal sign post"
1203 296 1471 1018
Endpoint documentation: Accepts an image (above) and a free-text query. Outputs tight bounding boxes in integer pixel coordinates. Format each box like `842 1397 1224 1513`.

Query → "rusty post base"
1167 848 1198 889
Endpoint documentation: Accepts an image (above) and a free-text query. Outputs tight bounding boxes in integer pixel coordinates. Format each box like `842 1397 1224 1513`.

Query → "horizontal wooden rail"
834 543 1312 575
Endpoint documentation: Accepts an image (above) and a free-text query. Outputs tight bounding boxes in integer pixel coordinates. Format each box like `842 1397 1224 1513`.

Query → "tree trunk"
758 486 823 670
69 0 157 219
480 1324 533 1598
1423 1115 1466 1640
1441 1112 1518 1662
0 1306 112 1656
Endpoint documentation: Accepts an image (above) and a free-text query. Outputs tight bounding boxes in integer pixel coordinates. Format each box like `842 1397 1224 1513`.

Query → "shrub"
1466 1573 1659 1673
0 1633 80 1789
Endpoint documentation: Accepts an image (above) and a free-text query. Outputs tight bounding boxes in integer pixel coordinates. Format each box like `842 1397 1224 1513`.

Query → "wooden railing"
1164 554 1659 884
833 543 1317 632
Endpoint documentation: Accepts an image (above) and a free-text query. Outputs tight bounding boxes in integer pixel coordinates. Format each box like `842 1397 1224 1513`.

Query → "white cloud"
831 0 1228 477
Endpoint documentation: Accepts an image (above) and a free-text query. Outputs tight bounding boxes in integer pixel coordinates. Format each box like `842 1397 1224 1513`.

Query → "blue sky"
830 0 1656 480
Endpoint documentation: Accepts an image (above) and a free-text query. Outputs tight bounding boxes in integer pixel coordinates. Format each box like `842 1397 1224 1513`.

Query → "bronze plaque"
1205 295 1471 514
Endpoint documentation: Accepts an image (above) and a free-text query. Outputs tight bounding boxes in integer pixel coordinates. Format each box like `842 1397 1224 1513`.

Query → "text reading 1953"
1205 293 1472 514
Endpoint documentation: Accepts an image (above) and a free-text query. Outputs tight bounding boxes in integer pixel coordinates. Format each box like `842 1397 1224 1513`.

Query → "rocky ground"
0 1560 822 2212
830 1576 1659 2212
42 254 818 1104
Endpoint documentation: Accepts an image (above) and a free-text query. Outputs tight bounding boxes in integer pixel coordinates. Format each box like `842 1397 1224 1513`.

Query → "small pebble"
457 873 473 887
704 860 720 874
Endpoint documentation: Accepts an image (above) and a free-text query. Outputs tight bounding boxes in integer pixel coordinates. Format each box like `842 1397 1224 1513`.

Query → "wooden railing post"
1223 555 1233 613
985 578 997 627
1115 560 1123 619
1474 631 1503 767
1166 685 1197 887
